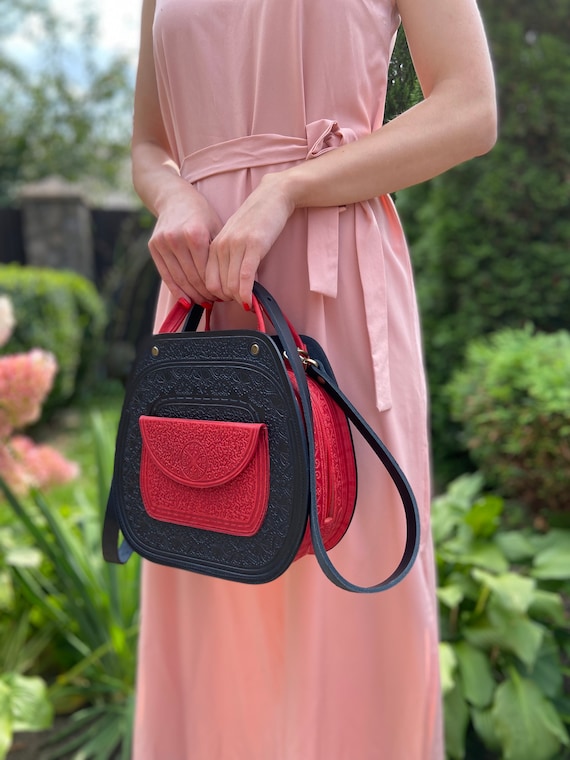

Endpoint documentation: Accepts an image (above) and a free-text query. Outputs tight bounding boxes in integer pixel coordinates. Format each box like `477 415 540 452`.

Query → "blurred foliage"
0 265 108 413
0 0 133 204
385 26 422 123
0 411 137 759
447 327 570 517
0 504 54 760
435 474 570 760
398 0 570 483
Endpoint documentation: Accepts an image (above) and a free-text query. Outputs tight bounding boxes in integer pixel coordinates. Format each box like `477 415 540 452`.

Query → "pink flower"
0 436 79 495
0 440 34 495
0 296 15 348
0 340 79 499
0 350 58 437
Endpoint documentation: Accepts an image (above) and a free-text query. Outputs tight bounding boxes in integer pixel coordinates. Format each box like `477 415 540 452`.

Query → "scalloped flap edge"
139 416 267 488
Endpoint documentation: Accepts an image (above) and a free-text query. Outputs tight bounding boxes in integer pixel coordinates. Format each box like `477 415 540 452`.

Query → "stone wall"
19 177 96 281
1 177 159 378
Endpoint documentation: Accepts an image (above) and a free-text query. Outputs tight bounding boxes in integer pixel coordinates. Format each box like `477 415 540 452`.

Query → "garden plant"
436 474 570 759
447 326 570 519
0 286 137 759
0 294 78 756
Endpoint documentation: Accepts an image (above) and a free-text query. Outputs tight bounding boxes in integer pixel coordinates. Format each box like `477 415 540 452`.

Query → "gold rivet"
151 346 159 357
250 343 260 356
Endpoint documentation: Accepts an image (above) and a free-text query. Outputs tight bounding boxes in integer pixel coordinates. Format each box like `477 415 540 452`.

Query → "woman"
131 0 496 757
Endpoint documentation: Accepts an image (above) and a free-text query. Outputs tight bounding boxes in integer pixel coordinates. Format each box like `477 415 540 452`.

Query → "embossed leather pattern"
107 328 310 583
139 417 270 536
103 283 420 592
291 366 357 559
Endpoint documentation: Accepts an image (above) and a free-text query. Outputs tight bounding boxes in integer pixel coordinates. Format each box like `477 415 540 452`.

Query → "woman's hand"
205 173 296 307
148 187 223 305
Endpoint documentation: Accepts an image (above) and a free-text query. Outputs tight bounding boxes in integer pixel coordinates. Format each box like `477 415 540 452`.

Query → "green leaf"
471 707 501 752
441 473 486 511
0 674 53 760
471 569 536 614
0 674 53 733
527 632 565 700
443 682 469 759
528 589 567 627
437 525 474 562
492 672 570 760
464 495 503 538
459 541 509 574
494 530 536 563
0 681 13 760
464 603 544 669
439 642 457 696
532 532 570 580
437 584 465 609
454 641 496 708
489 605 545 669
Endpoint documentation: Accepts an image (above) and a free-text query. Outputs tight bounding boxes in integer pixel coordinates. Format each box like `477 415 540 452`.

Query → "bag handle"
174 293 307 354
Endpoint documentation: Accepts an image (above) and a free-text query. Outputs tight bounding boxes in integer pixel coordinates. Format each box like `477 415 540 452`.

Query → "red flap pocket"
139 416 270 536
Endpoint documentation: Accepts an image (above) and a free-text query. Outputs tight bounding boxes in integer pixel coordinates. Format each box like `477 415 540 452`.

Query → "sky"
5 1 141 74
51 0 141 66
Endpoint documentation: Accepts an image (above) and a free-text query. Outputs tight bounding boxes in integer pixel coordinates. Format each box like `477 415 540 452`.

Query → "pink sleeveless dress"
132 1 443 758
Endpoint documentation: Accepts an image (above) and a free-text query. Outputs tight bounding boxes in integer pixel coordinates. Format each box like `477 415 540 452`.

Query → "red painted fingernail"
200 302 213 309
242 302 251 312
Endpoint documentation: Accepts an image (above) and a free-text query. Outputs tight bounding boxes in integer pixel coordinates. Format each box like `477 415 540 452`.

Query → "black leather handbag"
103 283 419 593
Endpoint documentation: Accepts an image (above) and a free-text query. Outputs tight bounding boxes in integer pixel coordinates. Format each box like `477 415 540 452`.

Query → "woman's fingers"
227 241 264 307
149 211 222 304
206 236 265 308
153 246 210 304
149 237 210 304
205 175 296 305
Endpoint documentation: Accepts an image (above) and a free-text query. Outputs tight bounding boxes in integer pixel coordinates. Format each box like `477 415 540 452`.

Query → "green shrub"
435 474 570 759
398 0 570 483
0 265 107 413
446 326 570 516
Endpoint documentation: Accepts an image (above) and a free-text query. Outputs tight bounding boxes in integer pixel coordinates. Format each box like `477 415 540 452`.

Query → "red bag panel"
289 373 358 559
139 416 270 536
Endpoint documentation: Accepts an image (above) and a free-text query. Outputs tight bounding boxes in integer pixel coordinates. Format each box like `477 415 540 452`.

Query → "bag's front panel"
114 330 309 583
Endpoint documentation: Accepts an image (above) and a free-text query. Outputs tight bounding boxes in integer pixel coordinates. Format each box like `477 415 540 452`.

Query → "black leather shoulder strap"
253 282 420 593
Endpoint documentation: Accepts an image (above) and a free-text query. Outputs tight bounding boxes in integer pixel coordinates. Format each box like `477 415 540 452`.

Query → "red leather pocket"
139 416 270 536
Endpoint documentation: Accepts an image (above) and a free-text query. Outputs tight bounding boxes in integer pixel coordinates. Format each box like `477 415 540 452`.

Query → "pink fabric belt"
180 119 392 412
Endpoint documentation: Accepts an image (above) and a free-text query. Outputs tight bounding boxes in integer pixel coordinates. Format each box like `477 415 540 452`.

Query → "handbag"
103 282 420 593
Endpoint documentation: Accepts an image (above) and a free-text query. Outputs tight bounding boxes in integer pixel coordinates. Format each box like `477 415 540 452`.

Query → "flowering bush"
0 295 78 496
1 264 108 414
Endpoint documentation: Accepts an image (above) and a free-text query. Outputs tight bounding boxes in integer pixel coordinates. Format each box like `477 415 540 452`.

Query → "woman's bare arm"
207 0 497 304
131 0 496 307
279 0 497 207
131 0 223 304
